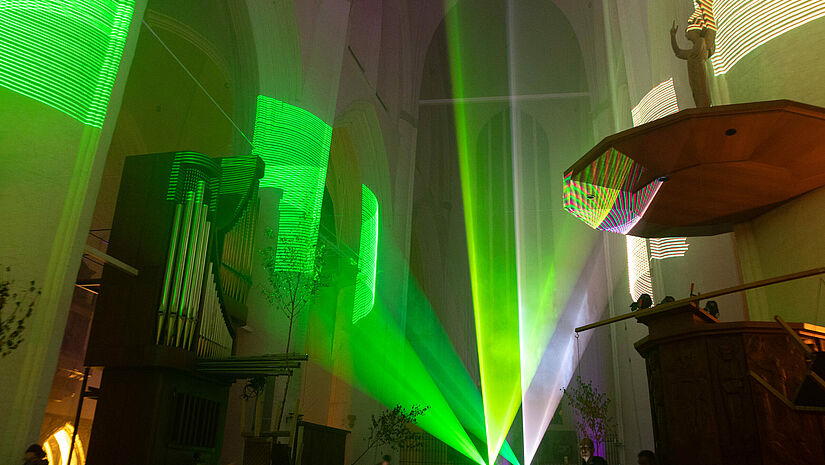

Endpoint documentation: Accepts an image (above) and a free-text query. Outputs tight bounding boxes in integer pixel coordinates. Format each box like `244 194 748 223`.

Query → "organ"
85 151 263 464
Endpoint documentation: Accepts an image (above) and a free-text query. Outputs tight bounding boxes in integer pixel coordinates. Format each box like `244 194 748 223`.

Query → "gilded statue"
671 0 717 108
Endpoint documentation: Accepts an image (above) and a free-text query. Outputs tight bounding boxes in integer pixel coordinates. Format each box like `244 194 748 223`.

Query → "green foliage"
259 228 330 433
241 376 267 400
562 376 612 446
0 266 41 357
352 404 430 465
260 228 329 323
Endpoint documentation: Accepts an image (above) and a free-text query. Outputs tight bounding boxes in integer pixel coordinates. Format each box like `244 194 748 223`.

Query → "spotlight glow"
0 0 135 127
712 0 825 75
252 95 332 272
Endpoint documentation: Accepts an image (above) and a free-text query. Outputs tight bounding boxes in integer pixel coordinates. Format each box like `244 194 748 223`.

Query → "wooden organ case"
85 152 263 465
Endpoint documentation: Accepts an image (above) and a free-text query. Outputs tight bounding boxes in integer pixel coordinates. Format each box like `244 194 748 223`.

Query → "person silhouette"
579 438 607 465
23 444 48 465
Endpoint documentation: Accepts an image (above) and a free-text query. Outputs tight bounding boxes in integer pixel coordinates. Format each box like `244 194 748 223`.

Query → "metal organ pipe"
177 182 205 348
157 203 183 343
186 215 210 350
166 191 195 346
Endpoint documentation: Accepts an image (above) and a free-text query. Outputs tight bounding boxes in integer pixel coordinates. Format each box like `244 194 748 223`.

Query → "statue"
671 0 717 108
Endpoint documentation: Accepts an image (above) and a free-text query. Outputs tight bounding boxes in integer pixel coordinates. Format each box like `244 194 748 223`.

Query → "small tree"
260 229 329 432
351 404 430 465
0 266 41 357
563 376 612 449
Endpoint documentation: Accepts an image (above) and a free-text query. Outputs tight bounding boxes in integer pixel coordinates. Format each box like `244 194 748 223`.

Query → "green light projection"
252 95 333 272
404 276 521 465
445 7 522 463
353 185 379 324
302 218 526 464
0 0 135 127
307 273 487 463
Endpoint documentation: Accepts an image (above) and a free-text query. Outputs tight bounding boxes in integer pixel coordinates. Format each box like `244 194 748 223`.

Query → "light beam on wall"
712 0 825 75
252 95 332 272
353 185 379 323
0 0 135 127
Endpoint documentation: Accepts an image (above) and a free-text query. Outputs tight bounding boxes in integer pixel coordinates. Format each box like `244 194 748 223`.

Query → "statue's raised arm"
671 0 716 108
670 21 691 60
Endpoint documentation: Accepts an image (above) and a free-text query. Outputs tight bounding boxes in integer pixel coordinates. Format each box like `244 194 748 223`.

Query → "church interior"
1 1 824 464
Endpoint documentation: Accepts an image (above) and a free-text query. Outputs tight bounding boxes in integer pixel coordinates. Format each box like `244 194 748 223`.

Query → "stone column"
0 1 148 461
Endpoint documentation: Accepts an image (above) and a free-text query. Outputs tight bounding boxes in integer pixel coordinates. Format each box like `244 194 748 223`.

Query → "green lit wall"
252 95 333 272
0 0 135 128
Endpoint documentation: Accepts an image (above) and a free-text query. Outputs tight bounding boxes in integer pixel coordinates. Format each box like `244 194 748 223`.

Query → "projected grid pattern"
0 0 135 127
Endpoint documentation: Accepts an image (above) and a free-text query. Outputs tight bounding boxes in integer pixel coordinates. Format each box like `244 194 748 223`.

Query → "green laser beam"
445 4 523 462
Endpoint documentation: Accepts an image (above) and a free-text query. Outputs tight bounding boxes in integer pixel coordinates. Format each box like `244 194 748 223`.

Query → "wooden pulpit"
634 305 825 464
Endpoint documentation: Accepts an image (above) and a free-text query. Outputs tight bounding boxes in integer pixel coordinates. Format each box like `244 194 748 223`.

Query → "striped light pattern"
252 96 333 272
627 236 653 301
712 0 825 75
563 148 662 234
627 80 688 300
650 237 690 260
631 78 679 126
353 185 379 324
625 79 690 298
687 0 717 32
0 0 135 127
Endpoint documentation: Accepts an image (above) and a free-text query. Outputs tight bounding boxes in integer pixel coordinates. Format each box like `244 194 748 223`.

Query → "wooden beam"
575 266 825 333
775 315 814 355
83 244 139 276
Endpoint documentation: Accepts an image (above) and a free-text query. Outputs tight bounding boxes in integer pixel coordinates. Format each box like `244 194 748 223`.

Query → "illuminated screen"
0 0 135 127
